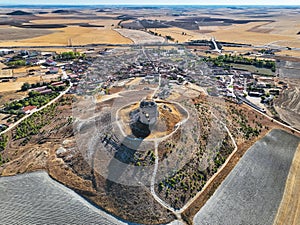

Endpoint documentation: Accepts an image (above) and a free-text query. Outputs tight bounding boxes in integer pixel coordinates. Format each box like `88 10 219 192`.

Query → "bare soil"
181 97 300 225
0 96 175 225
274 78 300 130
0 27 56 41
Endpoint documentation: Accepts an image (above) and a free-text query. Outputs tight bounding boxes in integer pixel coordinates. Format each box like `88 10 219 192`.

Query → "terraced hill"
274 79 300 130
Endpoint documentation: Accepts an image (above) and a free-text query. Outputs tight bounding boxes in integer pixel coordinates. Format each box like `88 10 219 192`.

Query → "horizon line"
1 3 300 6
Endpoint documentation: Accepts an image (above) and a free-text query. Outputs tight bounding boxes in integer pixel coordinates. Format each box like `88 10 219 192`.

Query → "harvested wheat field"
0 26 56 41
0 26 132 46
210 22 300 46
30 18 121 28
274 143 300 225
194 129 300 225
277 50 300 58
115 28 165 44
254 19 300 36
148 27 205 43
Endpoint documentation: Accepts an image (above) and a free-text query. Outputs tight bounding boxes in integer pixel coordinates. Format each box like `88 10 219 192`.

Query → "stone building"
138 100 158 125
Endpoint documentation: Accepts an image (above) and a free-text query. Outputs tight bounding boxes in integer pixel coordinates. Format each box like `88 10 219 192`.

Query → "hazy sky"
2 0 300 5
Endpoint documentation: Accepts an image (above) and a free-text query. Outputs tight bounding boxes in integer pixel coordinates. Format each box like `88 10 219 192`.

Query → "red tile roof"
23 105 37 112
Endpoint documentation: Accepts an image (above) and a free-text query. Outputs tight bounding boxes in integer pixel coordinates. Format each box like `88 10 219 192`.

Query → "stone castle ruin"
129 99 159 138
138 100 159 126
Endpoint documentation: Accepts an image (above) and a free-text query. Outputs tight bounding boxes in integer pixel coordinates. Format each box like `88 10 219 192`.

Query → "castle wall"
139 100 158 125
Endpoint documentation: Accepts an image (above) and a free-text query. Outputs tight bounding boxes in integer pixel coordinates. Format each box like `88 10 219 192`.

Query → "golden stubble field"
274 143 300 225
206 22 300 46
0 26 132 46
0 8 300 51
115 28 164 44
148 27 207 42
0 10 133 46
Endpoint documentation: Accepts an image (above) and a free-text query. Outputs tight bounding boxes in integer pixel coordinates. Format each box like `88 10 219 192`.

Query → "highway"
4 40 300 58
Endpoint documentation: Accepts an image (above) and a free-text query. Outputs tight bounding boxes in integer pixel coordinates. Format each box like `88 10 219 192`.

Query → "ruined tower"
138 100 158 126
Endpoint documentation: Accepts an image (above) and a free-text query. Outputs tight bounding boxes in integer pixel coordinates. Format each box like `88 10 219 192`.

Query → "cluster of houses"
0 49 61 76
212 67 283 109
0 49 95 129
30 81 67 95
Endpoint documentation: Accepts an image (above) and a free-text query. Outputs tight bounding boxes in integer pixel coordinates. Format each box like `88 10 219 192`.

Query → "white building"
0 49 14 56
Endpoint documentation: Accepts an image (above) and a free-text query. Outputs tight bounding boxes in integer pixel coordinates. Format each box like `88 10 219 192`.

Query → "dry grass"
0 91 28 106
0 81 23 92
125 77 143 86
273 143 300 225
222 46 254 53
0 69 13 78
0 62 8 69
16 76 42 83
42 74 61 82
211 22 300 46
12 66 41 74
257 19 300 36
148 27 205 43
276 50 300 58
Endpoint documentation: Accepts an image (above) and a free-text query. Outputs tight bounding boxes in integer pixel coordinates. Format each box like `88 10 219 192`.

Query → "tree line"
54 51 86 60
205 54 276 72
3 91 59 114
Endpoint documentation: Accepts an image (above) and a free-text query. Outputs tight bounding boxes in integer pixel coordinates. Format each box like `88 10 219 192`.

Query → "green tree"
21 82 31 91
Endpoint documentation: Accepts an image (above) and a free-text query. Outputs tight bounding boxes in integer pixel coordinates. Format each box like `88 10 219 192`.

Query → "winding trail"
139 46 238 223
150 141 182 220
175 112 237 214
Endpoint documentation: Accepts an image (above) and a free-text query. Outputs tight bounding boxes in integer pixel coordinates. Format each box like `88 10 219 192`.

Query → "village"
0 45 284 133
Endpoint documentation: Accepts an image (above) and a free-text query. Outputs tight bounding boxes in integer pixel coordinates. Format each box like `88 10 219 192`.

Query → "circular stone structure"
117 99 188 140
139 99 159 125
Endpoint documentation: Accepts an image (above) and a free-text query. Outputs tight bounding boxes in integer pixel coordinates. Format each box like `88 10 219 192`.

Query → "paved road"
194 129 300 225
0 82 72 136
211 37 222 53
239 96 300 135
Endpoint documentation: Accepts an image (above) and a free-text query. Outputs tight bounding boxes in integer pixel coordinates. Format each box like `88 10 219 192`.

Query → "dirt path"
193 129 300 225
178 113 237 214
273 143 300 225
